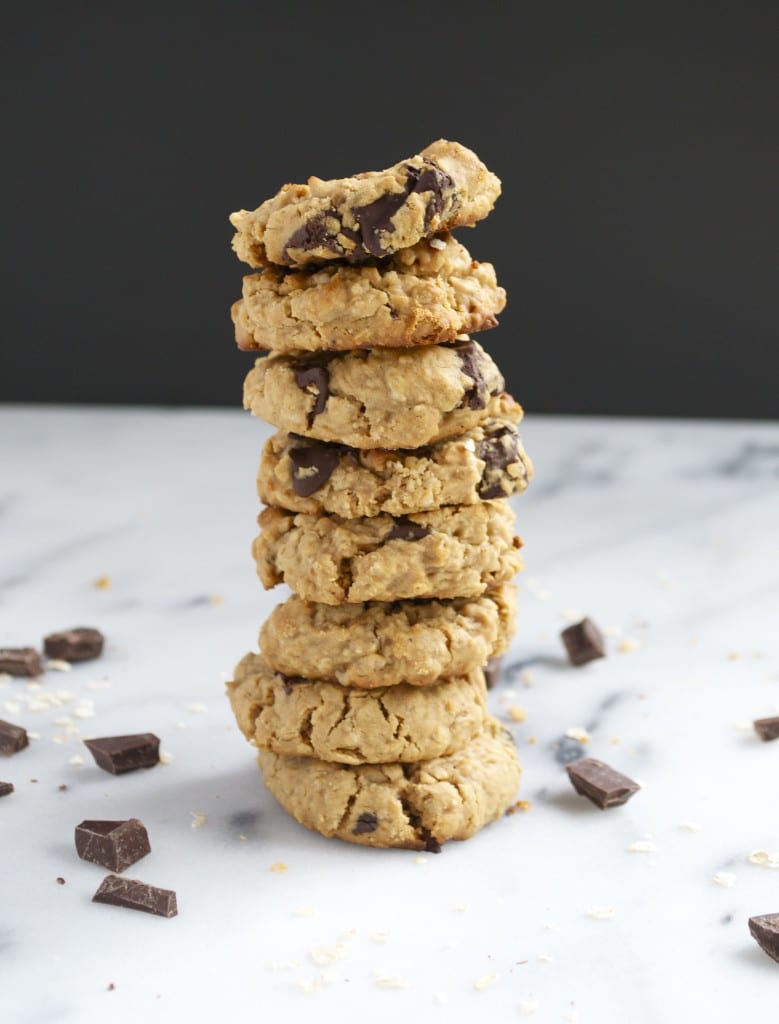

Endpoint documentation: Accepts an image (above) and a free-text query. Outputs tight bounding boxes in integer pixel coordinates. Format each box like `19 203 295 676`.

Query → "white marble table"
1 405 778 1023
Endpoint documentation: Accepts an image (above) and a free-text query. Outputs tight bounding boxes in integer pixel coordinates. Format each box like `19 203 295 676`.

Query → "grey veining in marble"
0 406 778 1023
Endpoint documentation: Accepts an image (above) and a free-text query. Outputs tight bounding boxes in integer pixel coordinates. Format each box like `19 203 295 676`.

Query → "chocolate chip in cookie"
478 426 521 499
352 812 378 835
293 365 330 427
288 437 344 497
386 518 431 542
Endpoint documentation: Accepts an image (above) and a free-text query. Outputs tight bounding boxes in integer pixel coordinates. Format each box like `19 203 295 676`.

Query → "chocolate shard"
560 618 606 666
0 781 14 797
294 365 330 427
44 627 104 662
92 874 177 918
566 758 641 809
749 914 779 963
483 656 503 689
75 819 151 873
352 811 378 835
0 647 43 677
0 719 29 756
754 717 779 742
386 518 431 542
83 733 160 775
288 438 343 497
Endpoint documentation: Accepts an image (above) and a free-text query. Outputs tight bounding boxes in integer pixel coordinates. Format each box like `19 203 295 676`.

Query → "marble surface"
1 405 778 1023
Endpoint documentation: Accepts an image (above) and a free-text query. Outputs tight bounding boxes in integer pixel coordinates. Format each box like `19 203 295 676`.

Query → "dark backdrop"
2 2 777 418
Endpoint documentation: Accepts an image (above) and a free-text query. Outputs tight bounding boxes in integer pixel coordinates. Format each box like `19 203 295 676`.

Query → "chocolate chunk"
386 518 431 542
754 717 779 742
352 812 378 835
44 627 104 662
278 673 310 695
83 733 160 775
749 914 779 963
0 719 29 756
284 209 339 257
92 874 177 918
352 161 454 258
75 819 151 873
294 365 330 427
288 438 343 497
454 340 489 411
483 656 503 689
0 647 42 677
478 427 520 499
566 758 641 809
0 781 13 797
561 618 606 666
423 834 443 854
56 877 65 885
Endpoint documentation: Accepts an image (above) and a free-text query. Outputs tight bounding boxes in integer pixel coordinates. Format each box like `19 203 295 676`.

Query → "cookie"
243 338 505 450
257 394 531 517
257 717 520 849
232 234 505 353
228 654 488 764
259 586 517 688
253 501 523 605
229 139 501 269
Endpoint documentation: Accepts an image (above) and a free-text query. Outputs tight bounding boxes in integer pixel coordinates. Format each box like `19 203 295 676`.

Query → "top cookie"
229 139 501 269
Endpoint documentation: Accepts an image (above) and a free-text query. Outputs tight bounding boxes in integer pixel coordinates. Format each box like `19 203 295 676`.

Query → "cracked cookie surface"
257 717 520 849
259 586 517 688
228 654 488 764
229 139 501 269
258 393 531 517
243 338 505 450
232 234 505 353
253 500 522 605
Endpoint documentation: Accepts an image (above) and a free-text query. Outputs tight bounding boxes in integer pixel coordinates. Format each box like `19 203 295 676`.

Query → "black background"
2 1 777 419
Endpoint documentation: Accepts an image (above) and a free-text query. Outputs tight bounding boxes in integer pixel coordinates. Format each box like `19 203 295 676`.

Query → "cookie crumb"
506 800 532 815
586 905 615 920
159 750 174 764
565 726 590 743
92 575 112 589
473 973 498 991
69 754 85 767
713 872 737 888
507 705 527 723
310 944 346 966
627 839 657 854
186 702 208 713
748 849 779 869
373 969 408 990
190 811 207 829
617 638 640 653
46 659 72 673
269 861 288 874
414 855 427 865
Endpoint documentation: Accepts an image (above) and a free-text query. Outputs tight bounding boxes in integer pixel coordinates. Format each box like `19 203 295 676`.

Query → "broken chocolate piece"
294 365 330 427
43 627 104 662
749 914 779 963
0 647 42 677
0 719 29 756
92 874 177 918
288 438 343 497
754 717 779 742
424 834 443 854
386 518 431 542
75 819 151 872
0 781 14 797
561 618 606 666
454 340 490 410
352 812 378 835
83 734 160 775
483 656 503 689
566 758 640 809
478 426 520 499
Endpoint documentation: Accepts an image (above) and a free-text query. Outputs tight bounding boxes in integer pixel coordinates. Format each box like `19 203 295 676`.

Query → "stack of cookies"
226 141 532 850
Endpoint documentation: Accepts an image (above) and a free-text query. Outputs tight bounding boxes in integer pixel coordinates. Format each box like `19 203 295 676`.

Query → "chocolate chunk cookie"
232 234 505 352
257 717 521 849
257 394 531 517
229 139 501 268
253 501 523 605
259 586 517 688
228 654 488 764
243 338 505 450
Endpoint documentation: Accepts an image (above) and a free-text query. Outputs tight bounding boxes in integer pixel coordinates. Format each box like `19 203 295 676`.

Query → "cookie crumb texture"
227 654 488 764
253 502 523 605
243 339 505 451
232 234 505 353
229 139 501 268
257 717 520 849
257 394 531 517
259 586 517 687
